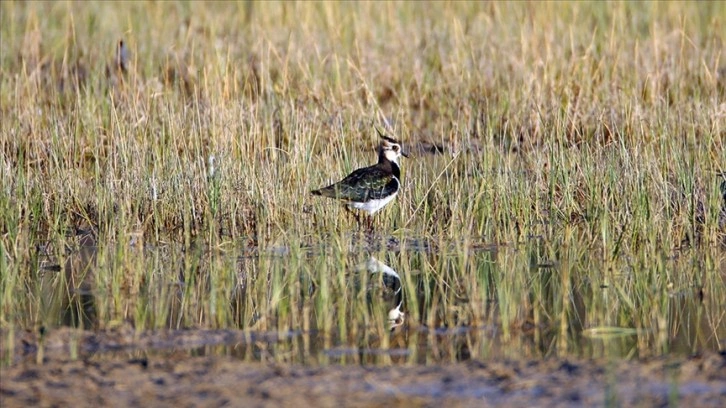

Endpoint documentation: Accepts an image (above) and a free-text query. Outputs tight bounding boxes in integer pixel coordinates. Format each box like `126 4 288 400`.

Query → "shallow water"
20 231 726 364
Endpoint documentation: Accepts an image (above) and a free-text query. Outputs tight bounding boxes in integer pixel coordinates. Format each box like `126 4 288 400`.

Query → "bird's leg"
344 206 363 228
366 215 375 233
364 216 382 250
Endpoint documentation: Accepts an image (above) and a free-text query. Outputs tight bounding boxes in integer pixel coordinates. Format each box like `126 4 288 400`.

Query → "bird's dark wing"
312 165 399 202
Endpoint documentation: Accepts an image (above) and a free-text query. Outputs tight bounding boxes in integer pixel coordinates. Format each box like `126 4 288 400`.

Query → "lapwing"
311 129 408 228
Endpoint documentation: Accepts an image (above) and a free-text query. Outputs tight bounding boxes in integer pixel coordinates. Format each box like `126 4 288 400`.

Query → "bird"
311 129 408 228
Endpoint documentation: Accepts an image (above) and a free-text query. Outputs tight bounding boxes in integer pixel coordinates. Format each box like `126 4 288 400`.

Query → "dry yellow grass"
1 1 724 360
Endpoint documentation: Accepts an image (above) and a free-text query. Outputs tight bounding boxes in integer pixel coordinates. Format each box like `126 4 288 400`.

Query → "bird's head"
376 128 408 164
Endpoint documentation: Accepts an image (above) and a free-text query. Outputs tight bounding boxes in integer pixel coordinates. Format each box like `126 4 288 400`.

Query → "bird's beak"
402 151 409 158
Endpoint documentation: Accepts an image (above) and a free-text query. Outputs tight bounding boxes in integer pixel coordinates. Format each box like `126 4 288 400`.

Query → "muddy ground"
1 328 725 407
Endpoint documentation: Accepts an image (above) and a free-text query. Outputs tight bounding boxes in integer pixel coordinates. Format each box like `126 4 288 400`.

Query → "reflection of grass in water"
1 2 725 363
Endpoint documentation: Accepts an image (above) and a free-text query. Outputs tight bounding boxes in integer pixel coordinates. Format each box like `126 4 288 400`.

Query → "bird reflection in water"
357 257 405 331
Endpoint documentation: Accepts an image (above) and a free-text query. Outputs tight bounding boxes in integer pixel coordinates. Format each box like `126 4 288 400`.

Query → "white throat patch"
383 148 401 164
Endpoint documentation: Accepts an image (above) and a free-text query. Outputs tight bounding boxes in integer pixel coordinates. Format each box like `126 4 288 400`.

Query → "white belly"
349 191 398 215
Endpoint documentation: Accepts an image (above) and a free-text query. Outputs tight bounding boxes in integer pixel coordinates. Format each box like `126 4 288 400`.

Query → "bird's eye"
392 145 400 151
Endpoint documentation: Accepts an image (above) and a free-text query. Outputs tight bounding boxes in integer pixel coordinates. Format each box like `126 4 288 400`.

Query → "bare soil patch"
1 328 725 407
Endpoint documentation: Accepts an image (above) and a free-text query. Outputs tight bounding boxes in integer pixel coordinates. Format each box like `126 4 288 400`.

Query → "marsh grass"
1 1 725 363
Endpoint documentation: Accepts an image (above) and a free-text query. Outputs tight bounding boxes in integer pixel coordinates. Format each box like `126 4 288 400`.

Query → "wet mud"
1 328 724 407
